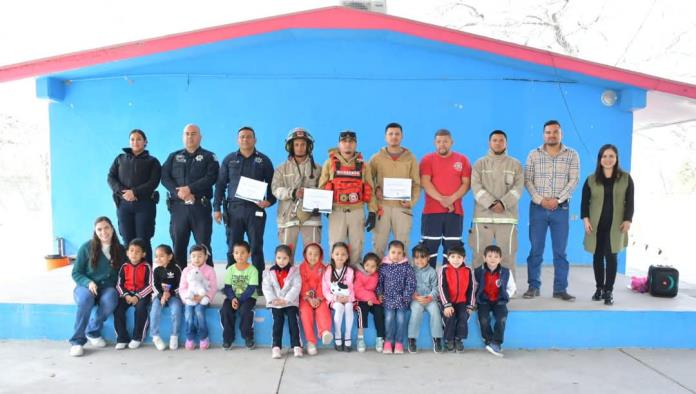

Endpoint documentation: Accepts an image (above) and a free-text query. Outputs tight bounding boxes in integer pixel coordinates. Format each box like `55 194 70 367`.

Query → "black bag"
648 265 679 298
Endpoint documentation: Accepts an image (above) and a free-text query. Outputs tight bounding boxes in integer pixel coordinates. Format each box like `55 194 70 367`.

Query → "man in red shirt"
419 129 472 268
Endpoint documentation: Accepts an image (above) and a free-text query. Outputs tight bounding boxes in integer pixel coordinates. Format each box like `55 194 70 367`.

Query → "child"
475 245 516 357
298 243 333 355
114 238 153 350
354 252 385 353
438 245 475 353
149 244 183 351
322 242 355 352
408 244 444 354
220 241 259 350
263 245 303 359
378 240 416 355
179 244 218 350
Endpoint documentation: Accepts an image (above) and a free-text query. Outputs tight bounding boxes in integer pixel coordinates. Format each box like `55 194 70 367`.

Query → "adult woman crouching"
581 144 634 305
69 216 125 356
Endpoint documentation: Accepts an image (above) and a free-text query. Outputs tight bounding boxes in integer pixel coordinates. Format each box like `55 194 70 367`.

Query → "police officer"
161 124 219 268
214 126 275 289
318 130 376 267
107 129 161 261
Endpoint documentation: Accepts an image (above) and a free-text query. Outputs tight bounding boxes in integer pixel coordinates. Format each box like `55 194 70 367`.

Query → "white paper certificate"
234 176 267 203
302 188 334 213
383 178 412 201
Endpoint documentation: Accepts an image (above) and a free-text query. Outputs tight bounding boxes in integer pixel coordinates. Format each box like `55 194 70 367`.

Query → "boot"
592 287 603 301
604 290 614 305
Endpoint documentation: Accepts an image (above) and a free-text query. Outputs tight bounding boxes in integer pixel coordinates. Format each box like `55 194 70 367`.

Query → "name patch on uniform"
255 211 264 217
336 170 360 177
175 154 186 163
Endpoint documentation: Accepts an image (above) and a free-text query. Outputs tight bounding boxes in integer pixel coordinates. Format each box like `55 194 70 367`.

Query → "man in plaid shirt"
523 120 580 301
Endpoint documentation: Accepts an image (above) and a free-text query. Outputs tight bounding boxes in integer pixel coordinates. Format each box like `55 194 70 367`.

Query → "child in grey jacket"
263 245 303 359
408 244 444 353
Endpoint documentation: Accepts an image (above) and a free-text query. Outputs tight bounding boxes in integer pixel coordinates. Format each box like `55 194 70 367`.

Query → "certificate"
302 188 334 214
234 176 267 203
382 178 412 201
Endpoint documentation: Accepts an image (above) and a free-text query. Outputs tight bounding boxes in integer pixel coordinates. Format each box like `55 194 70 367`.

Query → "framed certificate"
302 188 334 214
382 178 412 201
234 176 267 203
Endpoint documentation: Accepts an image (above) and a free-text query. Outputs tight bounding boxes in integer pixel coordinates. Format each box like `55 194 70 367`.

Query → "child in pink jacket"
179 245 218 350
322 242 355 352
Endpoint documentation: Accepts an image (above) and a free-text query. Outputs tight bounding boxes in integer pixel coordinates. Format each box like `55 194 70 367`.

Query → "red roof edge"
1 6 695 99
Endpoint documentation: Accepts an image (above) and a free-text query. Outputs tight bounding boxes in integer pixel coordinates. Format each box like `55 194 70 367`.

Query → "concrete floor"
1 340 695 394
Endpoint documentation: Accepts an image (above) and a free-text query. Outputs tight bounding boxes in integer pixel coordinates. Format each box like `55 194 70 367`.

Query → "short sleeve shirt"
420 152 472 215
224 263 259 298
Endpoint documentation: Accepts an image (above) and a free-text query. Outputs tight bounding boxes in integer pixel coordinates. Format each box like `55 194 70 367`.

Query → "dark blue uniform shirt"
214 149 276 211
161 147 219 201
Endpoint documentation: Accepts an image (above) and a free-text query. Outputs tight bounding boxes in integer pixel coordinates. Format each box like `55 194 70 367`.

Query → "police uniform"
107 148 161 261
161 147 219 268
214 149 275 284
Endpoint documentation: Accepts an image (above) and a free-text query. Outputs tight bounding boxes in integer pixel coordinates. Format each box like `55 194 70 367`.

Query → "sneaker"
486 343 504 357
408 338 417 354
86 336 106 348
522 287 540 299
271 346 282 359
592 288 603 301
169 336 179 350
152 336 166 351
307 342 317 356
455 339 464 352
553 291 576 302
222 342 232 351
293 346 303 357
321 331 333 345
199 338 210 350
375 337 385 353
394 342 404 354
114 342 128 350
69 345 84 357
445 340 455 353
383 341 393 354
185 339 195 350
245 337 256 350
128 340 141 349
433 338 443 354
357 337 366 353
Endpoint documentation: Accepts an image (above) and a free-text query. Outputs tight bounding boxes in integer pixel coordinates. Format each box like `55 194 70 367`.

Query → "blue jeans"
184 304 208 340
149 295 183 337
408 300 443 339
69 286 118 345
526 202 570 292
384 307 408 344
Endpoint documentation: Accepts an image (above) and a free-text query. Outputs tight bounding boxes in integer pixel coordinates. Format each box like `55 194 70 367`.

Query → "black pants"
226 203 266 288
593 229 617 291
114 297 151 343
441 302 469 341
271 306 301 348
356 301 386 338
421 213 464 268
477 302 508 345
117 200 156 261
220 298 256 343
170 201 213 268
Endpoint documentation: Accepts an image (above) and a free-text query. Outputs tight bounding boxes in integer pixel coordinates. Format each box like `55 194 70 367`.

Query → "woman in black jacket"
107 129 161 261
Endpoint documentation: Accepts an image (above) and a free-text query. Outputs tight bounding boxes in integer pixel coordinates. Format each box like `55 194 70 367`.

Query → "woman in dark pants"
581 144 634 305
107 129 161 261
70 216 125 356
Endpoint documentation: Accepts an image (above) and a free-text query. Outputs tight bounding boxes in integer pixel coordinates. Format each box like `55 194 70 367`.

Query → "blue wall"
46 30 638 269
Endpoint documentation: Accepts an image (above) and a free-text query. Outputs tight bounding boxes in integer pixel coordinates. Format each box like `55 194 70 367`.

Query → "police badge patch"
195 154 204 162
255 157 263 164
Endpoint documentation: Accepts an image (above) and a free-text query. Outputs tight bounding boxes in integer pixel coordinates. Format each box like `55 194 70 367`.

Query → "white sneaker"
114 342 127 350
271 346 282 359
152 336 166 351
307 342 317 356
70 345 84 357
357 337 366 353
169 336 179 350
375 337 385 353
293 346 303 357
86 336 106 348
321 331 333 345
128 340 141 349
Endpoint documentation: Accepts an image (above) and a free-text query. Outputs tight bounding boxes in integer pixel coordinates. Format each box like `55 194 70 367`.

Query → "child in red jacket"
354 252 385 353
114 239 153 350
298 243 333 355
437 245 475 353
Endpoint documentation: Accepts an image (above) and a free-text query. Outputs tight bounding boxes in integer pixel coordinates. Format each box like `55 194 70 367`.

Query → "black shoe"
433 338 443 354
455 338 464 352
523 287 540 299
553 291 576 302
592 288 603 301
335 340 344 352
222 342 232 350
445 340 455 353
344 343 352 352
245 337 255 350
604 290 614 305
408 338 417 354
